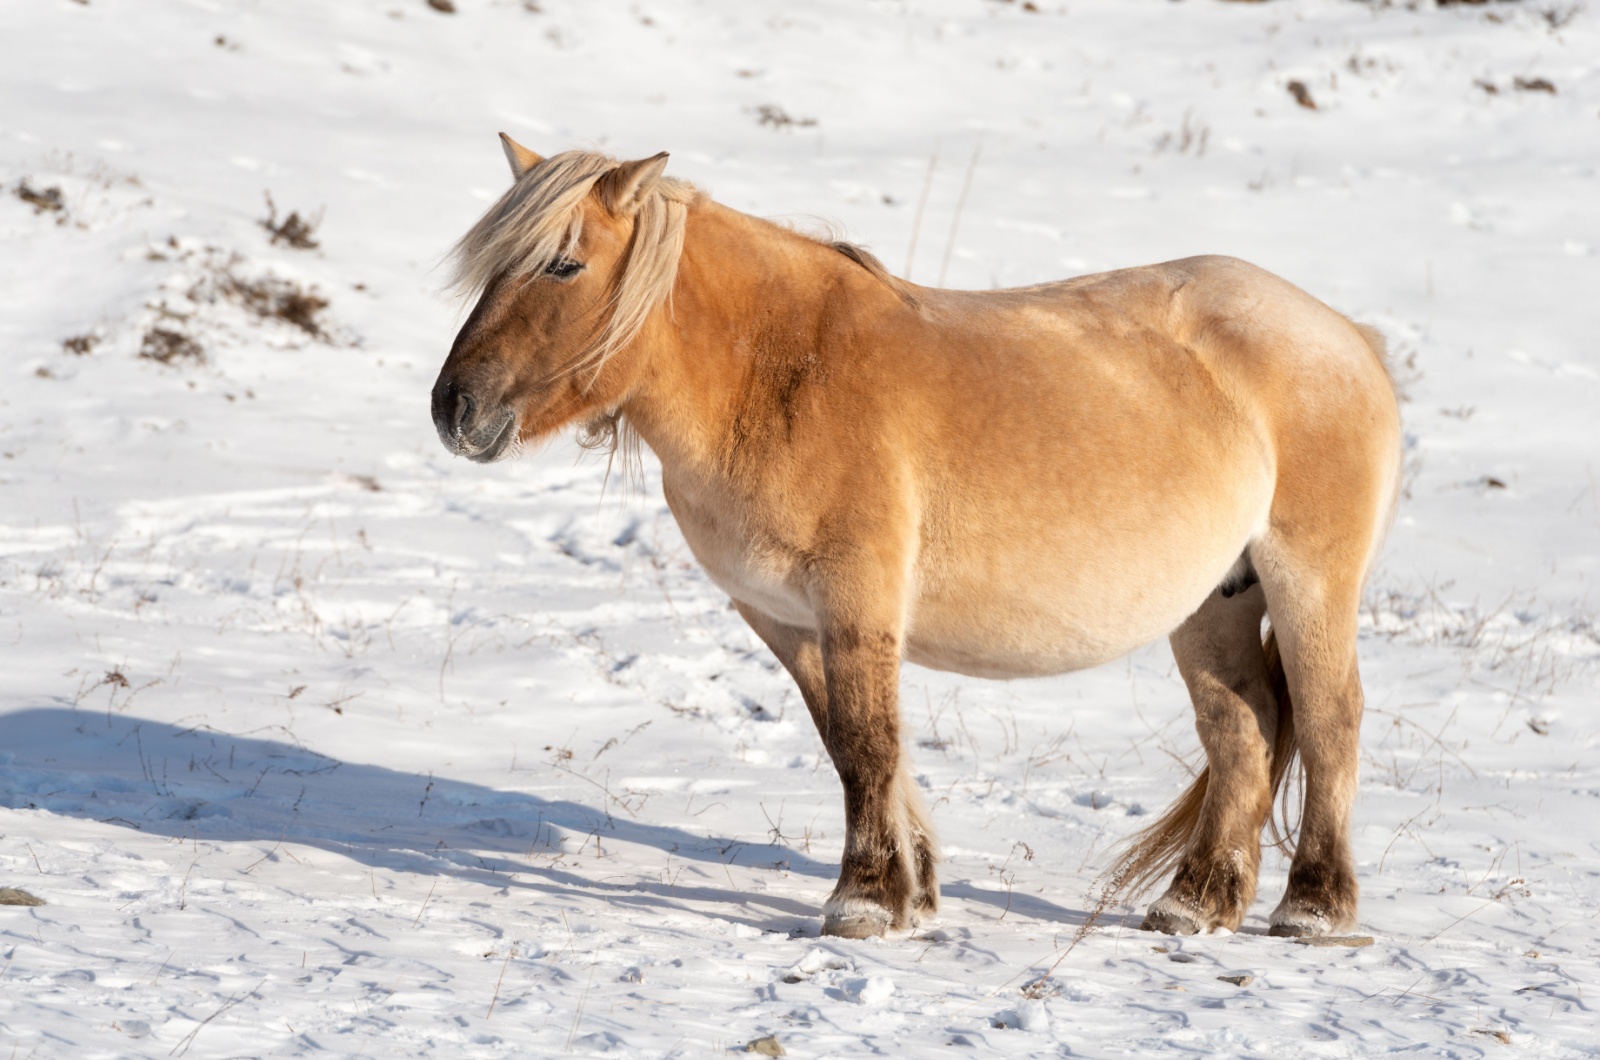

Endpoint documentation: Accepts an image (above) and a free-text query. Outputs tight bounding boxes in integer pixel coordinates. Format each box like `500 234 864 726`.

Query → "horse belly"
904 485 1266 679
904 574 1203 679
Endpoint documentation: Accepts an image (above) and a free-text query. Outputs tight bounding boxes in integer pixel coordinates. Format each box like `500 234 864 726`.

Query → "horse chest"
660 477 817 630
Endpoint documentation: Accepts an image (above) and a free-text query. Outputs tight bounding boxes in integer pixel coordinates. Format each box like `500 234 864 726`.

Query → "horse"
430 136 1401 940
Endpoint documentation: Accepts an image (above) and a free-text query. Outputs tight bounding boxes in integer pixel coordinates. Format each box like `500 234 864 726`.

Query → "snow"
1 0 1598 1056
847 975 895 1007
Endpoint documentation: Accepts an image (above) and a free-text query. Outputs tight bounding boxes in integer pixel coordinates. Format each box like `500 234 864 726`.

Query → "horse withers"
431 137 1401 940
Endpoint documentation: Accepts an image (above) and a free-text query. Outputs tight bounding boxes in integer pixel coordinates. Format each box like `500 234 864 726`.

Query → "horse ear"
498 132 544 180
598 152 670 215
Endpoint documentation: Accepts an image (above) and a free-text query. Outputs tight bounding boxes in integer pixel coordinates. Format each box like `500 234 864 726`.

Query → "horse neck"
621 200 854 478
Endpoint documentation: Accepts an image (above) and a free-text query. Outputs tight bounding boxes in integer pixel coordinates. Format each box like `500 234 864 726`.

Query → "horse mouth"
459 408 518 463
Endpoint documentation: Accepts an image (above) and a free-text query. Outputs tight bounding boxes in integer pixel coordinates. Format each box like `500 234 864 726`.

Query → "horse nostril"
452 391 474 435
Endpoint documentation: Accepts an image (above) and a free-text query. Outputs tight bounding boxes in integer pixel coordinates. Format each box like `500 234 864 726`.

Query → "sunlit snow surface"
2 1 1597 1056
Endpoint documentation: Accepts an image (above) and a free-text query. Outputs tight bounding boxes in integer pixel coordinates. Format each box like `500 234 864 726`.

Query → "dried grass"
139 328 204 365
14 180 65 216
260 192 321 250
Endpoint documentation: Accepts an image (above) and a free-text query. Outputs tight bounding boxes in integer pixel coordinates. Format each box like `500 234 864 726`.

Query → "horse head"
431 136 680 462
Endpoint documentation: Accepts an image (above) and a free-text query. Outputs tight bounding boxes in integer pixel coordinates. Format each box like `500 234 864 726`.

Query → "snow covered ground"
2 0 1598 1055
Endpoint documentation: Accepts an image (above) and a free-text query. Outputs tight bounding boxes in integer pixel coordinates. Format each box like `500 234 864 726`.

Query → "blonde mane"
448 149 699 374
450 150 920 378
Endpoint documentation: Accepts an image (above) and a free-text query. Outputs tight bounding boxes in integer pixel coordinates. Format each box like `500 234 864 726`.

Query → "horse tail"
1104 758 1211 904
1105 626 1301 901
1262 626 1302 856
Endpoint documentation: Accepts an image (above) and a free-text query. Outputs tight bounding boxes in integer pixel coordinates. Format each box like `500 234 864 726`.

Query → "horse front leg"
733 600 938 935
815 620 936 938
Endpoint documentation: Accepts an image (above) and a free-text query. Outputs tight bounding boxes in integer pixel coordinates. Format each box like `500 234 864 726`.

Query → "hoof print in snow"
993 999 1049 1033
782 947 851 984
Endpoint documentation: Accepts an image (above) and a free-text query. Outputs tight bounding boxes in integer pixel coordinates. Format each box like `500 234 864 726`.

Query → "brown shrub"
260 192 320 250
139 328 204 365
14 181 64 216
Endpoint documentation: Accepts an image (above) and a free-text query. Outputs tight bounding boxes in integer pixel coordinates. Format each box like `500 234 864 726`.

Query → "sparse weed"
13 180 65 218
140 242 335 352
754 104 817 130
260 192 321 250
62 332 98 356
1364 581 1599 707
216 264 329 338
1537 3 1583 31
1154 110 1209 157
140 327 205 365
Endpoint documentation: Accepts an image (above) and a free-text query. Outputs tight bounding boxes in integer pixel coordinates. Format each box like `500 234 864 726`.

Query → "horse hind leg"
1250 312 1396 936
1254 547 1367 937
1136 582 1281 934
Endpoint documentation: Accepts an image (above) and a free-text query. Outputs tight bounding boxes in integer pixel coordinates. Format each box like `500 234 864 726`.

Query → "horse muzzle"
431 379 518 463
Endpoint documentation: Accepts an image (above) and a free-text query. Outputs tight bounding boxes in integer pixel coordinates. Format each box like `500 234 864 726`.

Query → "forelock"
447 150 618 297
446 148 699 378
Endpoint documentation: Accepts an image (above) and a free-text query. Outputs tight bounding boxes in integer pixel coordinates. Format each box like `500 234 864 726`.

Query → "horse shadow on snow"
1 707 1094 933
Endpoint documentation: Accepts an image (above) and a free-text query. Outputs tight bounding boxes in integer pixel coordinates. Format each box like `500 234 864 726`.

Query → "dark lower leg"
1270 667 1361 935
1145 587 1276 934
818 624 920 937
736 604 935 935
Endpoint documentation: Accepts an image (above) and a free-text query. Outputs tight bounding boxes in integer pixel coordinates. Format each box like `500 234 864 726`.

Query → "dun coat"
431 138 1402 939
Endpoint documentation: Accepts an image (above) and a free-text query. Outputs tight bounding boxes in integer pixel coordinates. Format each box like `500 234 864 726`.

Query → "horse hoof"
1268 914 1328 938
1141 910 1200 935
1141 897 1202 935
1268 903 1342 938
821 899 892 939
821 914 887 939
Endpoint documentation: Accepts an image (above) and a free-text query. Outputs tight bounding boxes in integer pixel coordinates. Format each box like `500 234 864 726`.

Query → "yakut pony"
432 137 1401 940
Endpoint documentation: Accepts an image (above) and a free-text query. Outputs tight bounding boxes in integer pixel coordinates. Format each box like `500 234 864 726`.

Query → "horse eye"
545 258 583 280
